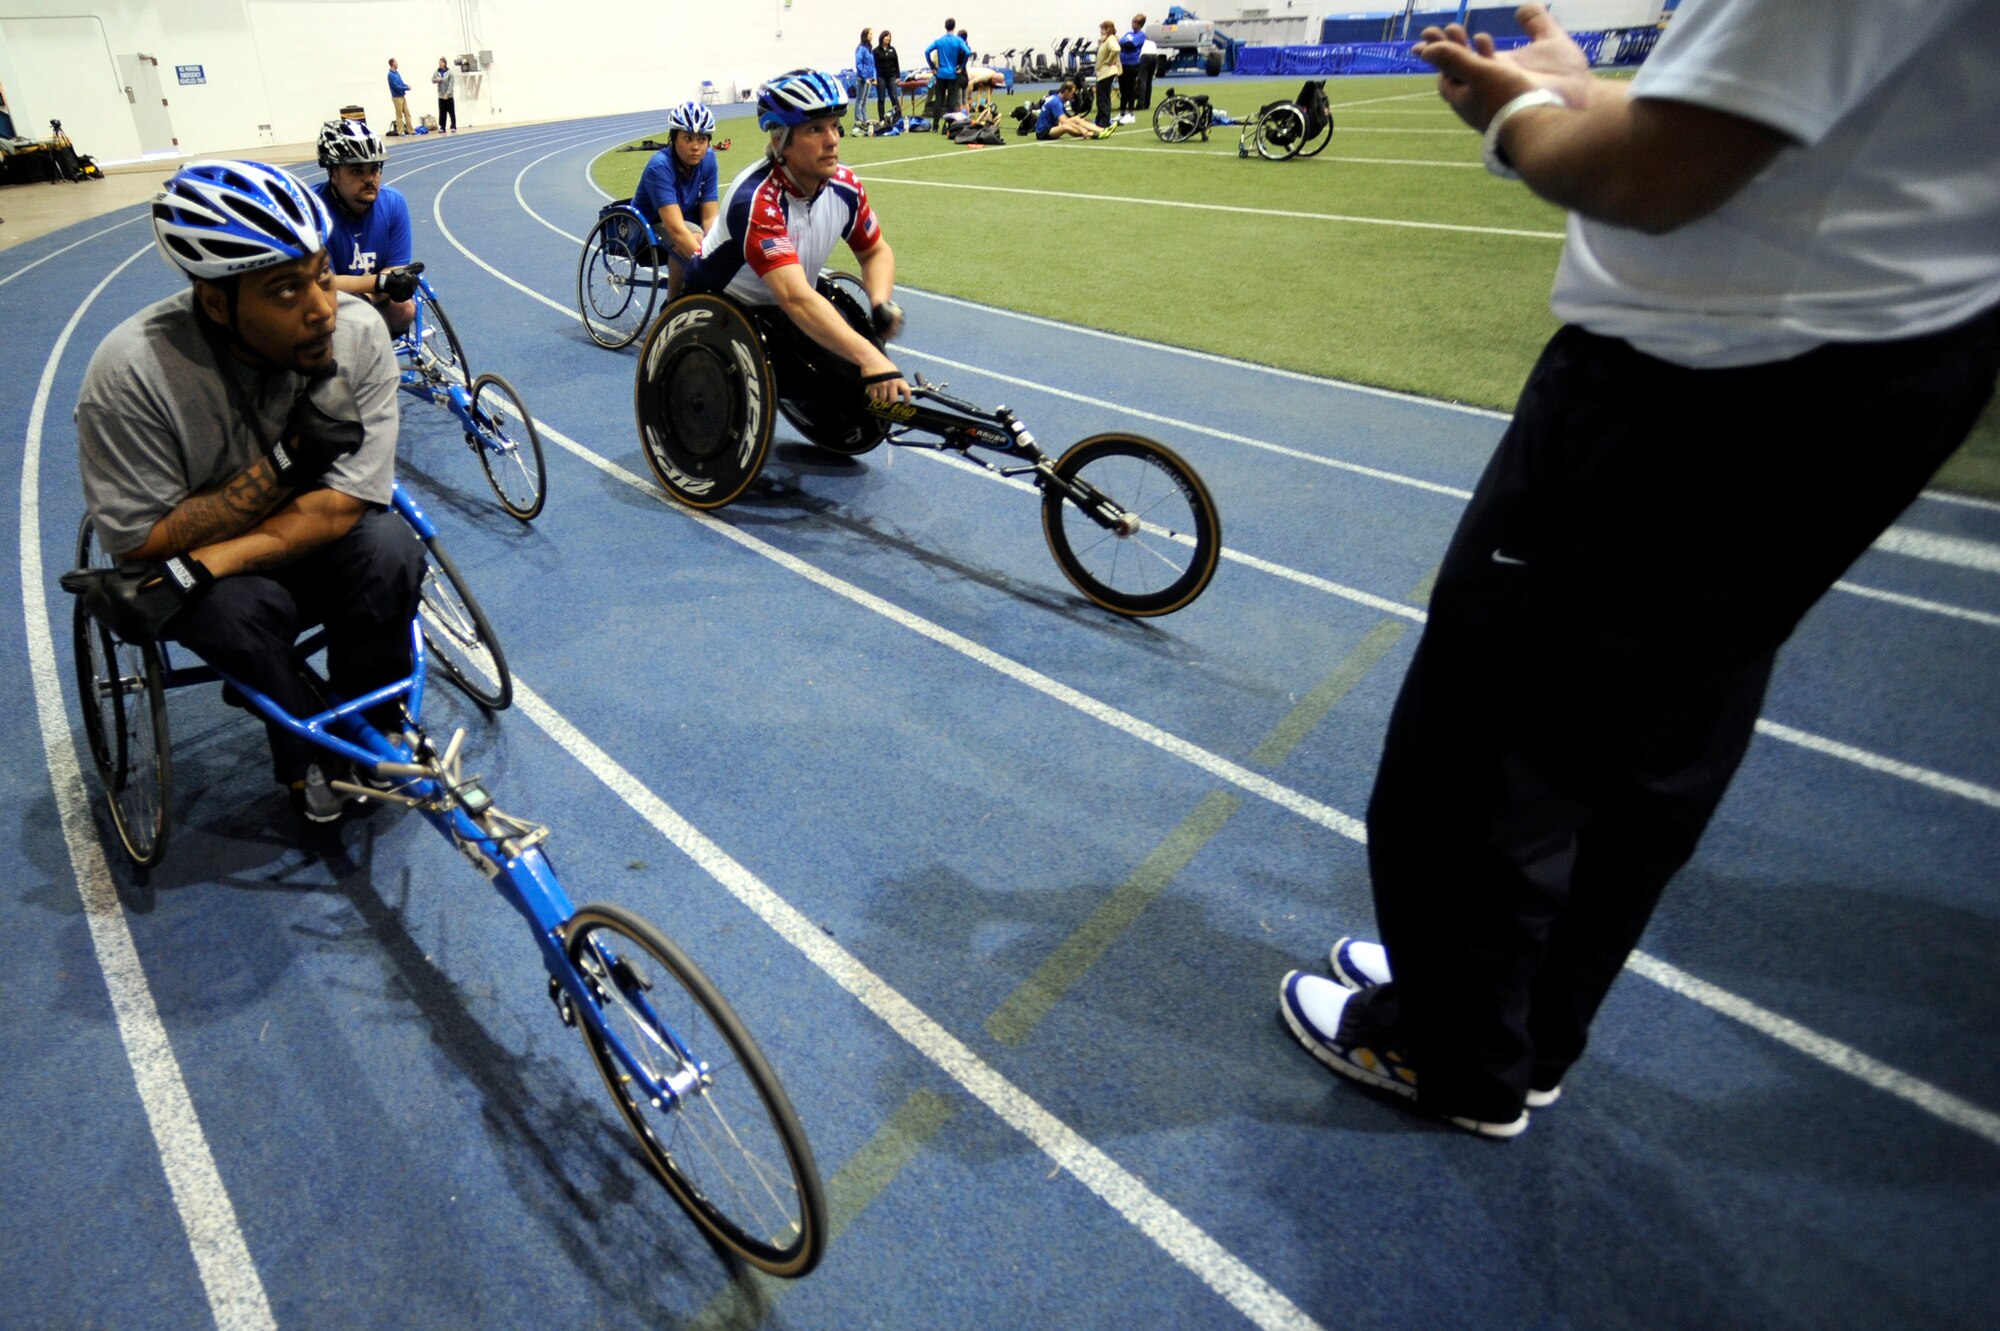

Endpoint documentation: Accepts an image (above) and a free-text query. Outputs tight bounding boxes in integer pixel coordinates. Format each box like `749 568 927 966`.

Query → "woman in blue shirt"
630 101 721 299
853 28 877 126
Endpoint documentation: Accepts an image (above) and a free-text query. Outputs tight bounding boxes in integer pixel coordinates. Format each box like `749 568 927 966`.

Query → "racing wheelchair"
1238 79 1333 161
393 264 549 521
632 277 1222 618
62 495 827 1278
577 201 676 351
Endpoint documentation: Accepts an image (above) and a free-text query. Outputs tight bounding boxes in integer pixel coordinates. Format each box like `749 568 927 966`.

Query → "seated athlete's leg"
283 508 424 721
168 575 323 785
665 250 687 301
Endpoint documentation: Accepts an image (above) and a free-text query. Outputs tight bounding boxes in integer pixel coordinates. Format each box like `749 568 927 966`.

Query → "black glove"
271 364 365 488
60 555 214 645
871 299 904 339
374 264 421 301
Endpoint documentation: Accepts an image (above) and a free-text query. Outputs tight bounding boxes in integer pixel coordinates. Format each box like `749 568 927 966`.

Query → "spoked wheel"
71 515 171 867
1041 433 1221 617
466 372 547 521
418 537 512 710
413 287 470 388
1250 104 1308 161
565 903 826 1278
1153 95 1202 143
578 212 659 350
634 294 775 508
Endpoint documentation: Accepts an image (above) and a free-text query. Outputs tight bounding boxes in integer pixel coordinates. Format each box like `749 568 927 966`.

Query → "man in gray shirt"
70 159 423 825
433 57 458 133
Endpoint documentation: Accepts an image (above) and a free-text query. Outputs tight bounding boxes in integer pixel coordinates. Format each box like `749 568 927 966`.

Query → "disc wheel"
634 294 776 509
1041 433 1221 617
565 904 826 1278
418 537 512 710
71 515 171 867
1253 104 1307 161
1153 96 1200 143
467 372 547 521
413 286 470 388
578 212 658 350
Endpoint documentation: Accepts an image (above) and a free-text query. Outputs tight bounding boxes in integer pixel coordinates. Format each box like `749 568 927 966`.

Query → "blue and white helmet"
667 100 716 137
151 160 332 281
756 69 847 130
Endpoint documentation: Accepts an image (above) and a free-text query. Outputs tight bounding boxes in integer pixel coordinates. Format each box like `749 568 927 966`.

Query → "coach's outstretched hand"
61 555 215 645
272 364 365 488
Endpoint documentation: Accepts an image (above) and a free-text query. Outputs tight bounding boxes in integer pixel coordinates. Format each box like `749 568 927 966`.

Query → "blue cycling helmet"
151 160 332 281
756 69 847 130
667 100 717 137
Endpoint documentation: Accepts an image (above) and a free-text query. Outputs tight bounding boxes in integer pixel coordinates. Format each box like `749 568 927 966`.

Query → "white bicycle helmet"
317 117 388 168
667 100 717 137
151 160 332 281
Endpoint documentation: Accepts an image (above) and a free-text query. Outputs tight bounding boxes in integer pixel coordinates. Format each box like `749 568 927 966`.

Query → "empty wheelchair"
632 276 1221 618
577 201 677 350
1239 79 1333 161
1153 88 1215 143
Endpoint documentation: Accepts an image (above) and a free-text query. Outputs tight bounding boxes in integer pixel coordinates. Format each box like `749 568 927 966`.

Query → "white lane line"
20 243 276 1330
1829 580 2000 629
1753 720 2000 811
852 173 1569 239
508 673 1327 1331
1874 526 2000 575
1077 143 1480 168
0 214 149 289
1624 952 2000 1147
1923 490 2000 514
512 116 671 244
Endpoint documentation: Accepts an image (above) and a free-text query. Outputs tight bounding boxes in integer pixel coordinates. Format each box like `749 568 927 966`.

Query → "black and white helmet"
317 118 387 169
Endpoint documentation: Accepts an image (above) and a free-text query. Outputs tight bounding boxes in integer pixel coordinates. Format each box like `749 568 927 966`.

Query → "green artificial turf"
592 75 2000 497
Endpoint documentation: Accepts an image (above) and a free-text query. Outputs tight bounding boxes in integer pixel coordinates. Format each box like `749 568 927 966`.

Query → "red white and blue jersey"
686 159 882 306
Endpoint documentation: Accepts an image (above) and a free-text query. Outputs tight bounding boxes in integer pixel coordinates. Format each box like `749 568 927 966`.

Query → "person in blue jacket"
1117 14 1147 125
1036 82 1111 140
631 101 721 300
925 18 972 122
385 58 412 135
312 119 417 334
853 28 877 126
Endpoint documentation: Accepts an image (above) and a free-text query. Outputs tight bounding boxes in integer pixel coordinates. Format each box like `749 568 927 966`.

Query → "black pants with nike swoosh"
1356 305 2000 1123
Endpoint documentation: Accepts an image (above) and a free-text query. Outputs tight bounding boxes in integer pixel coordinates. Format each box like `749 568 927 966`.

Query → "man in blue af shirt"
312 119 418 333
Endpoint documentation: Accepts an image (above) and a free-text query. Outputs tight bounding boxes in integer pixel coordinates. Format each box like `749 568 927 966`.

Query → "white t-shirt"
1551 0 2000 368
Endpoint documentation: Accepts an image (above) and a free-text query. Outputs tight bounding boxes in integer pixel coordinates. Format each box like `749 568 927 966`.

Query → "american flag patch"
761 236 796 259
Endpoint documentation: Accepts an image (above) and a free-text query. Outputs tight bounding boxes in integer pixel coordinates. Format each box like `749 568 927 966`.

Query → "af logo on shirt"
346 239 379 276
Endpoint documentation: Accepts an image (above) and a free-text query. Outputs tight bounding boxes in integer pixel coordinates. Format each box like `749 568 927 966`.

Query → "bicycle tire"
468 372 547 522
1040 433 1222 617
418 538 512 710
71 515 116 783
415 287 471 388
577 213 657 350
565 903 826 1278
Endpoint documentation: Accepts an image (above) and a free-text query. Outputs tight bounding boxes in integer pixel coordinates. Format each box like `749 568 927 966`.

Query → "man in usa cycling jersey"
683 69 911 404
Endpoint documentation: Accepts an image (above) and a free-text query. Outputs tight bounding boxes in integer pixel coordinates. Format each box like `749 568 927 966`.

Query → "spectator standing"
926 18 972 124
1117 14 1146 124
1136 33 1160 110
432 57 457 133
385 59 413 135
875 31 904 125
853 28 877 126
1093 20 1120 131
1277 1 2000 1139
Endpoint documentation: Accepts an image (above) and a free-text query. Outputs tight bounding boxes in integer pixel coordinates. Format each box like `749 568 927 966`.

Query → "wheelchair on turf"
61 492 827 1277
633 276 1222 618
1239 79 1333 161
391 264 549 521
577 200 686 351
1152 87 1216 143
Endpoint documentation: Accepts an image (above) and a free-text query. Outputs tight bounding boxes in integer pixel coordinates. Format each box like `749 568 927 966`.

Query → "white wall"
0 1 1128 160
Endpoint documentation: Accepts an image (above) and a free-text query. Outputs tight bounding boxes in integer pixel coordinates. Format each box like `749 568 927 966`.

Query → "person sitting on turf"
68 160 422 827
631 100 721 301
312 119 419 335
682 69 910 405
1037 82 1112 140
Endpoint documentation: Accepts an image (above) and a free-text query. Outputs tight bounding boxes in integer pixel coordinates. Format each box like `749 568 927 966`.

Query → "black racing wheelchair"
1152 88 1217 143
633 276 1222 618
1239 79 1333 161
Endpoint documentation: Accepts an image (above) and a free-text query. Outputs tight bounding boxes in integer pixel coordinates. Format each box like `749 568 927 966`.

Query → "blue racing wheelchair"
577 201 677 350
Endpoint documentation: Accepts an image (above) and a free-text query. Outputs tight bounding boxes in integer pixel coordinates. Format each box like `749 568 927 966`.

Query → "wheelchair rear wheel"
418 537 512 710
1153 95 1204 143
467 372 547 522
635 294 775 508
1040 434 1221 617
70 515 172 867
1247 104 1308 161
1297 111 1334 159
413 287 470 387
764 275 891 457
578 212 659 350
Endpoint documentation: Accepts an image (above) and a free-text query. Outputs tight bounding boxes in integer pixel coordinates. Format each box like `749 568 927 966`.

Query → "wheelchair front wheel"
565 903 826 1277
418 537 512 710
635 294 776 509
1153 96 1202 143
467 372 547 521
71 515 172 866
413 287 470 387
578 213 658 350
1041 434 1221 617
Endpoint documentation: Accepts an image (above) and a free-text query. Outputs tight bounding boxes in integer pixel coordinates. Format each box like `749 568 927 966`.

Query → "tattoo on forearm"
160 461 284 552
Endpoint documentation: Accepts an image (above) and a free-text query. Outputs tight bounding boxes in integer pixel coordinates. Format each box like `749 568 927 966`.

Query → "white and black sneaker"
290 763 343 824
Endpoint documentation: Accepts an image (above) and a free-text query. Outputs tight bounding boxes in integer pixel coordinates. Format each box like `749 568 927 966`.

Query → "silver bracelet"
1481 88 1566 180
